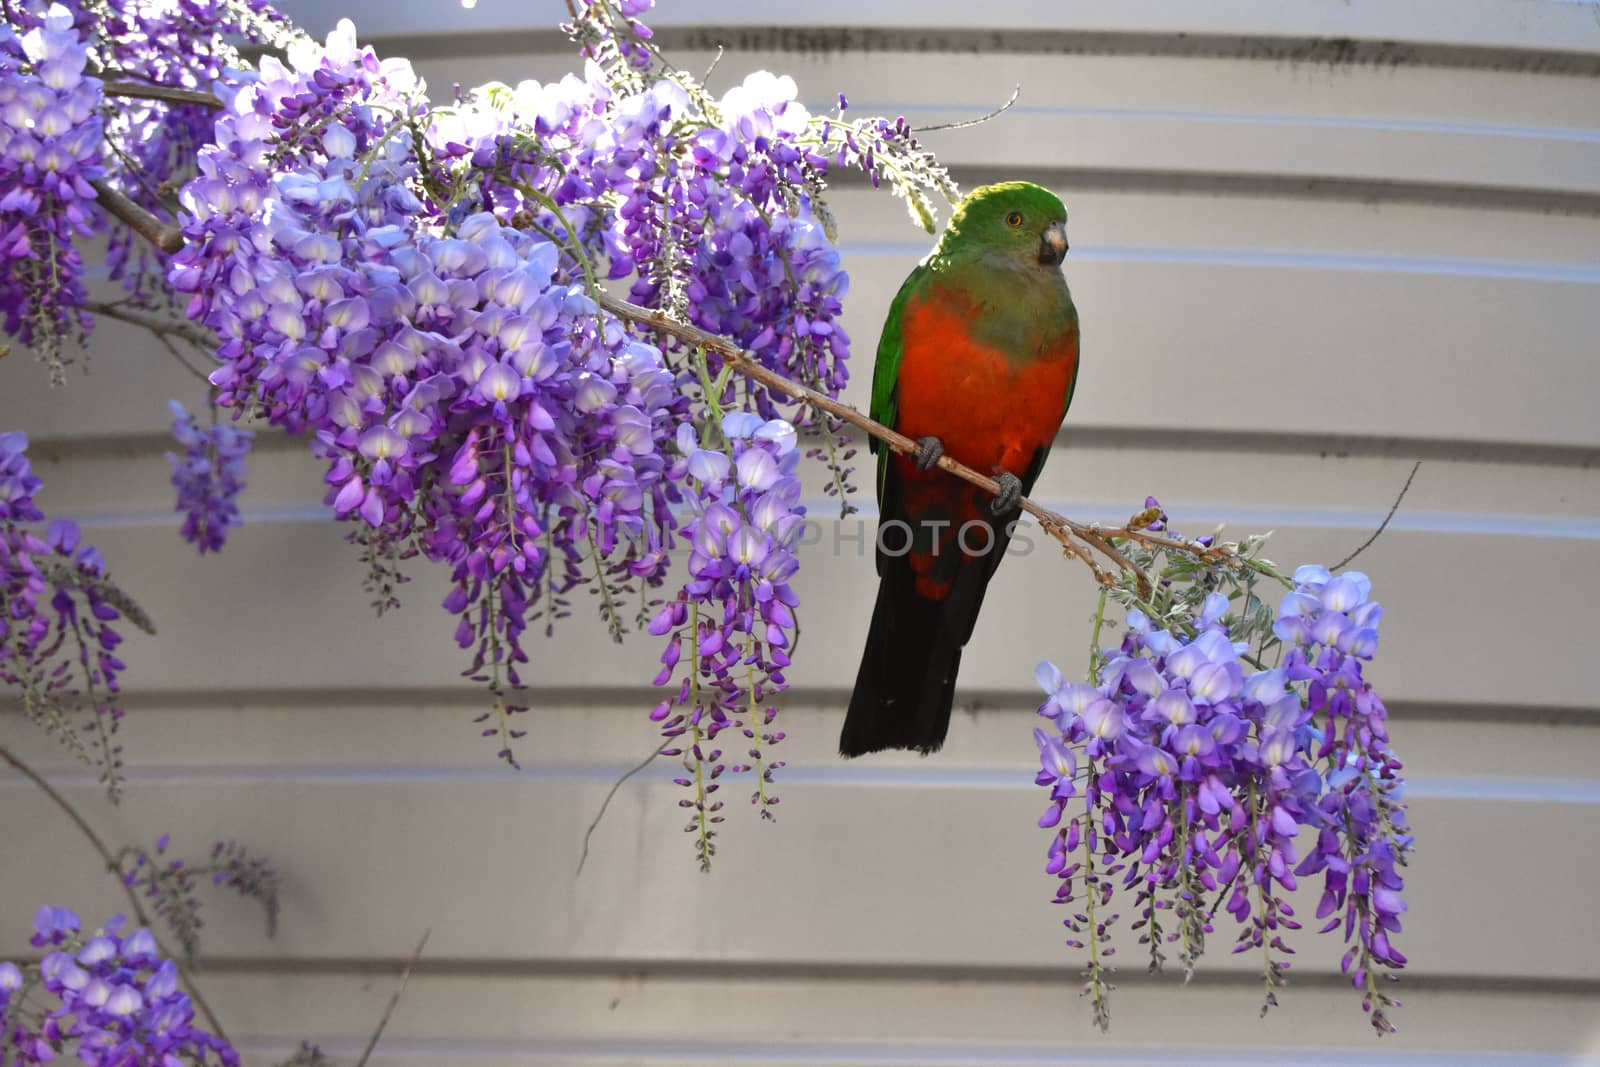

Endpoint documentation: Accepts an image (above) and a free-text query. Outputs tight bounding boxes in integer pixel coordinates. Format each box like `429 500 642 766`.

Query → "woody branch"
98 165 1240 589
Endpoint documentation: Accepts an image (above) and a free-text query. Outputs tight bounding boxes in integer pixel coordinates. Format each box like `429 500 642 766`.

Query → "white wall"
2 1 1598 1063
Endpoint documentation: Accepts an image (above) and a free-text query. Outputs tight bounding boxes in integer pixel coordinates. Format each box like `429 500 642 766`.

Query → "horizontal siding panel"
277 0 1600 59
900 109 1600 197
181 975 1600 1063
859 259 1600 447
0 699 1594 785
5 700 1598 798
0 772 1593 980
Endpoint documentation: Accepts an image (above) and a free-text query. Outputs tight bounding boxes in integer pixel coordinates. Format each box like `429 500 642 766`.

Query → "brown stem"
102 81 225 111
1334 460 1421 571
83 300 217 351
90 178 184 254
0 744 232 1046
354 928 431 1067
576 739 669 879
153 332 214 387
912 85 1021 133
597 293 1196 590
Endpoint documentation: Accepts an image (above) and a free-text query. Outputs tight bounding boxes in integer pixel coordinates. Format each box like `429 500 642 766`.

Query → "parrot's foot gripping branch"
991 471 1023 514
913 436 945 472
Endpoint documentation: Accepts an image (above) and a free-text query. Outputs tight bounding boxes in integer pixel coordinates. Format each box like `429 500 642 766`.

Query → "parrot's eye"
1005 211 1024 228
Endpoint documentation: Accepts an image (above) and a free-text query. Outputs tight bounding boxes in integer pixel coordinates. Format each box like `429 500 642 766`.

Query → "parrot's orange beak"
1038 221 1068 267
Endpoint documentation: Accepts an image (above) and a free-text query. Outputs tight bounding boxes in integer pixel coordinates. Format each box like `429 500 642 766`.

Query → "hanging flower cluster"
0 0 299 380
427 0 957 508
0 907 238 1066
0 5 103 380
0 432 143 797
120 832 282 962
166 20 695 764
647 411 805 869
95 0 302 305
1272 565 1408 1020
167 401 251 554
1034 513 1410 1034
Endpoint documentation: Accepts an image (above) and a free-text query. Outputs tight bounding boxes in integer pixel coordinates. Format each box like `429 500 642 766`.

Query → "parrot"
840 181 1079 757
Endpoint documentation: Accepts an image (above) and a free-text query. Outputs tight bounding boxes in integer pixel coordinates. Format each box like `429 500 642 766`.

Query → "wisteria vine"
0 0 1416 1043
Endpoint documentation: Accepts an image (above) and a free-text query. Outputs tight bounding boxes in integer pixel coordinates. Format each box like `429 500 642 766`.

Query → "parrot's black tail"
840 574 963 757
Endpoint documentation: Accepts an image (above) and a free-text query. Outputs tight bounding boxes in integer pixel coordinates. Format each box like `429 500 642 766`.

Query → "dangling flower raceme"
646 412 804 869
167 401 251 554
0 432 139 798
1032 502 1409 1034
1272 563 1409 1031
0 3 103 380
0 0 303 380
168 20 691 765
0 906 239 1066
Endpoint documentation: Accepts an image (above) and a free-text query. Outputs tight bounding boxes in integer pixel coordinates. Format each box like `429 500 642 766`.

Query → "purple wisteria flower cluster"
0 0 298 381
95 0 301 304
0 906 238 1066
1273 565 1408 1022
1034 539 1410 1033
0 431 145 798
647 412 804 868
156 1 950 800
167 401 250 554
121 833 281 962
0 4 103 380
439 0 955 506
3 0 960 839
169 19 688 764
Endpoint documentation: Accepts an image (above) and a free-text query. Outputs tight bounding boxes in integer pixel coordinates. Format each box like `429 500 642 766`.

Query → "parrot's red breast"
891 288 1079 598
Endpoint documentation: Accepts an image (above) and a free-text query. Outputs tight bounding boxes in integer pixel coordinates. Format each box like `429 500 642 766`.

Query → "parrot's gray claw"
991 471 1023 514
913 436 945 472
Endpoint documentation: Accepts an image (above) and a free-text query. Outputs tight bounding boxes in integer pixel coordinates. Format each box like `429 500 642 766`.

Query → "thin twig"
598 293 1222 592
155 333 213 386
1333 461 1422 571
84 300 218 351
102 80 226 110
701 44 724 83
912 85 1022 133
90 179 184 254
576 739 669 878
101 134 184 218
353 928 432 1067
0 744 232 1045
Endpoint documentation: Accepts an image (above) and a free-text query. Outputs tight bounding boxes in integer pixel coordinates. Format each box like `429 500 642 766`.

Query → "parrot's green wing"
870 260 935 504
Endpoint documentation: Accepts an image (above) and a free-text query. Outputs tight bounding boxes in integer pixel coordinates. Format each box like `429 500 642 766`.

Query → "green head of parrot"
937 180 1069 270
